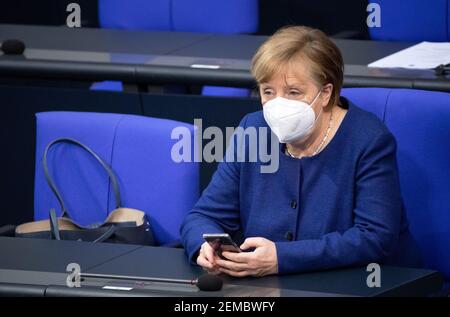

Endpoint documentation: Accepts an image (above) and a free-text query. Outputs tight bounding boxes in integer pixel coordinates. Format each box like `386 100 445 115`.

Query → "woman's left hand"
216 237 278 277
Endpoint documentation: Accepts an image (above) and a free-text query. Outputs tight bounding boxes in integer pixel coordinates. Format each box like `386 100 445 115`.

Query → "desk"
1 24 449 92
0 237 443 297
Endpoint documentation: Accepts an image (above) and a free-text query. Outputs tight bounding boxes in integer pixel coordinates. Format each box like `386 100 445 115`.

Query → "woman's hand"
196 241 221 275
216 237 278 277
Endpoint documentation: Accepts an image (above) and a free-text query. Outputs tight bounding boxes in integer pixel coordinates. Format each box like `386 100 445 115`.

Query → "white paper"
368 41 450 69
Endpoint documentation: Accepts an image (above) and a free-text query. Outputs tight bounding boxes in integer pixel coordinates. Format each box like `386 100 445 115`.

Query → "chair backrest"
171 0 258 34
98 0 259 34
34 112 199 245
341 88 450 282
98 0 172 31
368 0 450 42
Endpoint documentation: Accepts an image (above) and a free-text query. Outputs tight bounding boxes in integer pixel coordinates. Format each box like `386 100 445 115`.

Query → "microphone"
1 39 25 55
80 272 223 292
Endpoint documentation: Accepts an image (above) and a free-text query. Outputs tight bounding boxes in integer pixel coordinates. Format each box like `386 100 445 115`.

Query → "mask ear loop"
309 89 323 123
309 89 322 107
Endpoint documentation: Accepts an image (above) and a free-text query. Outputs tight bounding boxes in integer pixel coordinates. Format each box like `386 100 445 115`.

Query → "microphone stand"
80 272 198 285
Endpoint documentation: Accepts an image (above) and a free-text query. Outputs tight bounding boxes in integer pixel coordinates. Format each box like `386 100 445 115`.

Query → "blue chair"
172 0 258 34
368 0 450 42
34 112 199 245
90 80 123 92
342 88 450 290
96 0 258 96
98 0 258 34
98 0 171 30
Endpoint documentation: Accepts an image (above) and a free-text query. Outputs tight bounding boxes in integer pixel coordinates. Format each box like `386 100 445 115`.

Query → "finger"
197 254 214 269
197 257 213 269
221 251 250 263
240 237 264 250
203 247 223 270
219 267 249 278
206 268 222 275
216 258 247 272
202 244 217 265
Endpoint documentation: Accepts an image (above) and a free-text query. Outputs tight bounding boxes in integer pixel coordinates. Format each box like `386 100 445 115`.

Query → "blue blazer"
180 98 422 274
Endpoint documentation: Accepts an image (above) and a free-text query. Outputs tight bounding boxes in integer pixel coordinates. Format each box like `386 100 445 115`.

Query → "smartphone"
203 233 241 258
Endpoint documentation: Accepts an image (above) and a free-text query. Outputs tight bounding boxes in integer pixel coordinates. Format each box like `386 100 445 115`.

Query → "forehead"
261 59 313 87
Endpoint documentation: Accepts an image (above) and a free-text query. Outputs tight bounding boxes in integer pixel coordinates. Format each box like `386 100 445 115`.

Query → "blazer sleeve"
275 131 403 274
180 115 249 264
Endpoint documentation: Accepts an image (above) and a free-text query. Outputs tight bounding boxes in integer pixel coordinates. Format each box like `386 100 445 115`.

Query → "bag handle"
49 208 61 240
49 207 116 243
43 138 122 218
93 225 116 243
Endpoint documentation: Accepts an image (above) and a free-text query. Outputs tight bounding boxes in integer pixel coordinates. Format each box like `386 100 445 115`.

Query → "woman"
180 26 422 277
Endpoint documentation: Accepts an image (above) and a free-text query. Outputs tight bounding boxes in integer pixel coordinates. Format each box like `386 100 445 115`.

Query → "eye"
263 89 274 96
288 90 302 96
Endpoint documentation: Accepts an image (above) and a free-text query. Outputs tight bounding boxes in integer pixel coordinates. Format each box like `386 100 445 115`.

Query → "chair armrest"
0 225 16 237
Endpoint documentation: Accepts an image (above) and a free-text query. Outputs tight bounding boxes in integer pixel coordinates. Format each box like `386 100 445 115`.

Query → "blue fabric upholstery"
368 0 449 42
98 0 258 33
342 88 450 285
90 81 123 92
172 0 258 34
201 86 252 98
448 2 450 42
98 0 171 30
34 112 199 245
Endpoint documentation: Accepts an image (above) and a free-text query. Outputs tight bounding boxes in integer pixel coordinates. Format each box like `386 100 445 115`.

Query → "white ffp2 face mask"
263 91 322 144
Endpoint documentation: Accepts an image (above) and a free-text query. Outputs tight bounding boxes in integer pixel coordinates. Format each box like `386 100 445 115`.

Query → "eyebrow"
259 83 305 89
259 84 273 90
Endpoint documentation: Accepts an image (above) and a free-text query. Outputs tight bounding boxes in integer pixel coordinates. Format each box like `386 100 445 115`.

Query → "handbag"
15 138 155 246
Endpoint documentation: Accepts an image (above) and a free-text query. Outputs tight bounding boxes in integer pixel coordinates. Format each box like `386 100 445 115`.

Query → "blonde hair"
251 25 344 107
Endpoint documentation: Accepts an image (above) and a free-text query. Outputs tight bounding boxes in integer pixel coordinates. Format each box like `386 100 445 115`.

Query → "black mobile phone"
203 233 241 258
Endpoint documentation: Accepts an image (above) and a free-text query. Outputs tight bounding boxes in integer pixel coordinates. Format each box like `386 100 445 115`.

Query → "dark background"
0 0 369 38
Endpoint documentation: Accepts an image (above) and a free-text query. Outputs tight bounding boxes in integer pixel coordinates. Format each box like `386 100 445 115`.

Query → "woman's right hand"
196 242 221 275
